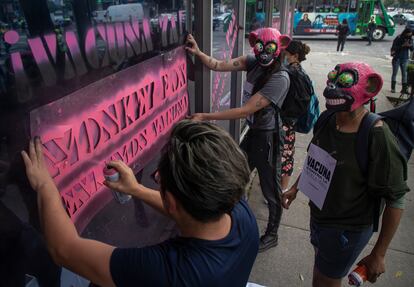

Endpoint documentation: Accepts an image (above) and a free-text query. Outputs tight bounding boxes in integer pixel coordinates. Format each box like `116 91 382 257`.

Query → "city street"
247 26 414 287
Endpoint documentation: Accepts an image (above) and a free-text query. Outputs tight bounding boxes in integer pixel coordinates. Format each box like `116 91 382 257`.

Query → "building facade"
0 0 294 285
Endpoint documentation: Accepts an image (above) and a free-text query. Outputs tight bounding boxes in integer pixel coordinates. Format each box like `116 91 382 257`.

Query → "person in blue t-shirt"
21 120 259 287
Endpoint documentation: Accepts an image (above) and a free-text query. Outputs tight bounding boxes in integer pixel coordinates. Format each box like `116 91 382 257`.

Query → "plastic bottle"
348 265 368 286
103 165 132 204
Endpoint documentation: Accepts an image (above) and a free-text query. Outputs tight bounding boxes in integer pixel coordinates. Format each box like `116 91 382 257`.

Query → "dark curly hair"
157 120 250 222
285 40 310 62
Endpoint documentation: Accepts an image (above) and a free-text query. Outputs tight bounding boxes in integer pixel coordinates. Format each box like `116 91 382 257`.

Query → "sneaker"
258 233 278 252
391 88 396 93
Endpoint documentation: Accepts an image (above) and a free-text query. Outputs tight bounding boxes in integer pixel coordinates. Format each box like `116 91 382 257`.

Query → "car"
92 10 107 23
407 20 414 31
106 3 144 22
392 13 414 25
213 17 219 31
213 13 231 31
216 12 231 23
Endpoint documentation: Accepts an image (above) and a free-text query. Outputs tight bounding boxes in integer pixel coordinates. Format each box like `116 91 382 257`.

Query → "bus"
294 0 395 40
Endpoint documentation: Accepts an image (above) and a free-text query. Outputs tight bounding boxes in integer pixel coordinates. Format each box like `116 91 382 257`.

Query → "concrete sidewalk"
248 47 414 287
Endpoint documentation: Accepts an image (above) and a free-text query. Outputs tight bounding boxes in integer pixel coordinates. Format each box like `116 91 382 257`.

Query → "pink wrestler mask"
249 28 291 67
323 62 383 112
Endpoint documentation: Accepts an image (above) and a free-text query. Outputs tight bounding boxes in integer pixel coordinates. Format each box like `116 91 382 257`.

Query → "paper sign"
298 143 337 210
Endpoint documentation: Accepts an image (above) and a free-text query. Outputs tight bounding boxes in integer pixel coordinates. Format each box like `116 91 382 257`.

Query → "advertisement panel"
293 12 358 34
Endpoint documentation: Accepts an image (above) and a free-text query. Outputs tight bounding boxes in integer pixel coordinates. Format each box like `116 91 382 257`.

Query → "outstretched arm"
22 138 116 287
190 92 271 121
185 34 247 71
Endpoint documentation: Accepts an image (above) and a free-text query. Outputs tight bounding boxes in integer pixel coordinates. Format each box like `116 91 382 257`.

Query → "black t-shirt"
110 199 259 287
310 117 409 230
336 24 349 37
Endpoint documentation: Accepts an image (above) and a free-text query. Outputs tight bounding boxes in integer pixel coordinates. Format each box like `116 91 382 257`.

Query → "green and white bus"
293 0 395 40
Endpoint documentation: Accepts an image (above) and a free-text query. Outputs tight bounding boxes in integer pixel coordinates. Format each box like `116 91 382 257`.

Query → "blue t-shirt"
110 199 259 287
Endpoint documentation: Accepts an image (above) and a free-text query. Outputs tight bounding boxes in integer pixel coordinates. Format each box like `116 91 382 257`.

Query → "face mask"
324 63 383 112
323 69 357 112
254 41 278 66
283 57 289 66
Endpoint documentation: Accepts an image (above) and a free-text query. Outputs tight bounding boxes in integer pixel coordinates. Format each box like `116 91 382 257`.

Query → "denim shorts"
310 220 373 279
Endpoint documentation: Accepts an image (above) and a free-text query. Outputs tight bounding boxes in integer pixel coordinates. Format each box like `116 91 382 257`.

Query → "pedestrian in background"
281 40 311 192
336 19 349 52
391 28 413 94
367 15 376 46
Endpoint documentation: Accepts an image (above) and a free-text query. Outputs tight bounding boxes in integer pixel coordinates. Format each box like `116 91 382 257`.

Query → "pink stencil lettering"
115 22 127 62
123 20 141 57
142 18 153 52
97 24 110 67
178 10 185 35
104 23 121 65
30 47 188 229
5 30 32 103
169 14 179 45
44 34 57 60
84 27 100 69
212 12 238 112
4 30 19 44
159 15 169 47
27 37 57 86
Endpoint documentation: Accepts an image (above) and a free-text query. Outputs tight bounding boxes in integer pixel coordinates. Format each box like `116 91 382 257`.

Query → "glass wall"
211 3 240 132
0 0 190 285
273 0 281 30
0 0 294 284
246 0 266 33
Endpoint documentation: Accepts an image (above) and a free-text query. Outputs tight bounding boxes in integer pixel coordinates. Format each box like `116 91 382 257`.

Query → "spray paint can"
348 265 368 286
103 166 132 204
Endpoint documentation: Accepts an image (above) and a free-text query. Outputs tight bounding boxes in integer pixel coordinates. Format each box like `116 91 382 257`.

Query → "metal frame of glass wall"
192 0 294 141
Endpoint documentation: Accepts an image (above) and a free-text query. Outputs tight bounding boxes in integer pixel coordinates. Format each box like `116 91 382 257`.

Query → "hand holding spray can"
103 165 132 204
348 265 368 286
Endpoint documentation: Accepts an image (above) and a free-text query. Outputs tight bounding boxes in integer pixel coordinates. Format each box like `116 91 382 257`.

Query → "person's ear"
279 35 291 50
164 191 178 214
248 31 259 47
365 73 383 95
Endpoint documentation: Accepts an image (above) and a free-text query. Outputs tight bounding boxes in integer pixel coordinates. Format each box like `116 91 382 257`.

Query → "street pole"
230 0 246 142
264 0 274 27
194 0 212 113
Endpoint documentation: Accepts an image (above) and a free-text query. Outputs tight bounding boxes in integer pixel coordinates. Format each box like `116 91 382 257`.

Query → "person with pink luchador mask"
186 28 291 252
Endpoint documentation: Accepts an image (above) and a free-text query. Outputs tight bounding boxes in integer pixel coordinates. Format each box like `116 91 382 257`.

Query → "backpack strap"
355 112 383 174
356 112 383 232
313 109 336 136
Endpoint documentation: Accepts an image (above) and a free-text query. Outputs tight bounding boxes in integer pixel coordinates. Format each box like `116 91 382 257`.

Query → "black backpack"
281 65 314 125
313 97 414 230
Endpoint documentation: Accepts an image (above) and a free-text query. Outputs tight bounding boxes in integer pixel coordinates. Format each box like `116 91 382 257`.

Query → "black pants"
368 32 373 45
337 36 346 51
240 127 283 235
